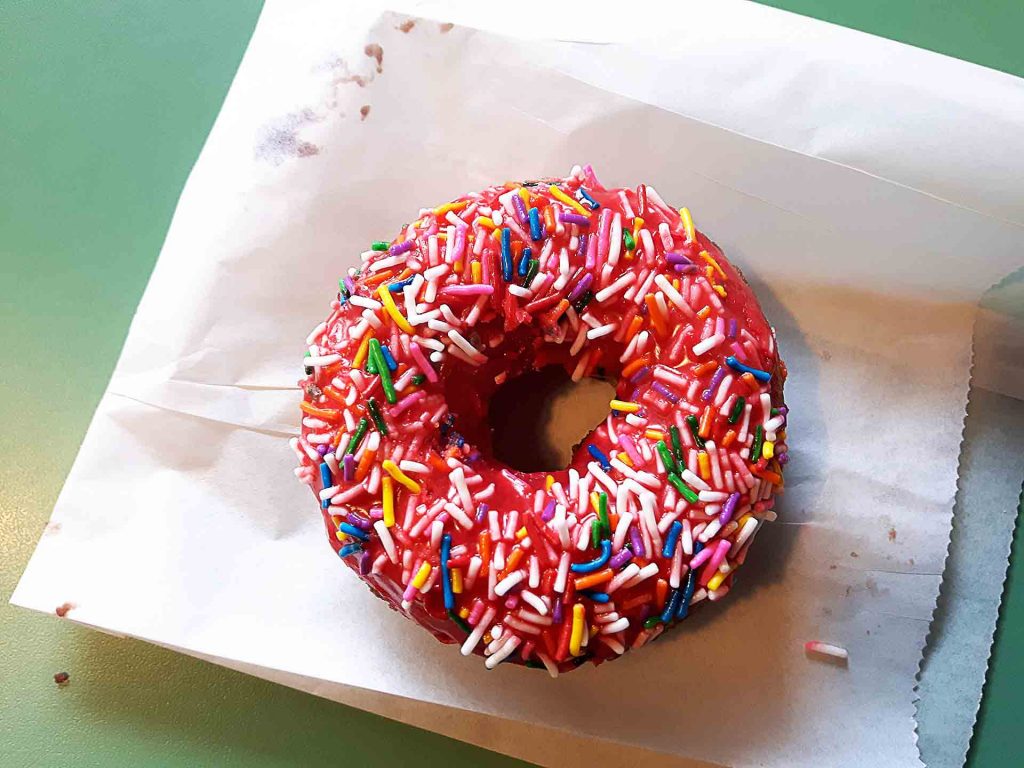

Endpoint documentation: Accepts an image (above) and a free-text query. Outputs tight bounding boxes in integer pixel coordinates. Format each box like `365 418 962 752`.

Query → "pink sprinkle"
618 433 643 465
392 390 426 416
440 284 494 297
409 342 438 383
688 546 714 569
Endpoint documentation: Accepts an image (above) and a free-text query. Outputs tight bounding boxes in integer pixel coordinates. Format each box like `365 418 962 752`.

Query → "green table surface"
2 2 1022 766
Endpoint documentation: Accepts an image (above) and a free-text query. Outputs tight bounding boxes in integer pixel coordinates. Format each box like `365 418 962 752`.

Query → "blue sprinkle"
338 543 363 558
380 345 398 372
661 588 682 623
577 187 600 210
387 276 416 292
528 207 543 241
500 227 513 282
725 355 771 382
676 542 703 620
319 463 332 509
661 520 683 558
517 247 532 276
580 590 611 603
440 534 454 610
587 444 612 471
339 522 369 541
570 539 611 574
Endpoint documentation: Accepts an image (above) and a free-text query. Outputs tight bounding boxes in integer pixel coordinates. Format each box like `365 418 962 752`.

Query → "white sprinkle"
374 520 398 563
521 590 548 616
348 295 382 310
692 333 725 357
460 607 496 655
601 617 630 635
485 635 521 669
805 641 849 662
494 570 525 596
595 272 636 303
586 323 616 340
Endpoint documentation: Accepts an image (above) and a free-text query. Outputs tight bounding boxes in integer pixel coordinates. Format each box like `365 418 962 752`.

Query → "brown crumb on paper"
360 105 371 121
888 527 897 542
439 22 454 33
397 19 415 33
54 672 70 686
55 602 75 617
364 43 383 74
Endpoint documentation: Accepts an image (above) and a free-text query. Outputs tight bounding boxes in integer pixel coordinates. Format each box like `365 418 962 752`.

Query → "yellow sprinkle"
382 476 395 527
672 278 681 291
679 207 696 243
475 216 497 230
701 250 727 280
644 429 665 441
737 514 752 528
705 266 716 281
590 491 601 514
707 571 726 592
762 441 775 459
517 187 531 206
458 606 470 619
453 260 463 273
491 228 502 243
546 474 555 491
569 603 586 656
351 331 372 369
698 451 711 481
548 184 591 217
471 260 482 283
376 285 414 334
335 530 346 542
609 399 640 413
515 526 528 541
617 451 633 467
411 561 432 590
433 200 468 216
714 285 727 298
451 568 464 594
632 217 644 241
382 459 421 494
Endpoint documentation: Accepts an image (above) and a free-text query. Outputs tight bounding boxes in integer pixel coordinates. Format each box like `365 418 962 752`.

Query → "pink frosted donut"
294 167 787 675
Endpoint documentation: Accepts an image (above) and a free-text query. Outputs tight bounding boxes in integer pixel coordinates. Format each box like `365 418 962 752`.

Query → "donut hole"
488 366 616 473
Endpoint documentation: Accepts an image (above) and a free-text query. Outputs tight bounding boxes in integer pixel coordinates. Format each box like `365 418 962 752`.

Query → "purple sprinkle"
343 276 356 295
475 503 488 524
665 252 692 265
719 492 741 525
701 366 726 402
347 512 373 531
316 444 330 456
553 600 563 624
466 450 481 463
559 211 590 227
541 499 557 522
577 232 589 259
651 381 680 404
343 453 355 482
389 239 415 256
368 506 384 520
629 387 642 402
358 550 372 575
609 549 633 569
674 264 699 274
567 273 593 302
777 451 789 465
629 366 650 384
728 319 738 339
778 405 789 416
629 526 646 558
512 194 528 225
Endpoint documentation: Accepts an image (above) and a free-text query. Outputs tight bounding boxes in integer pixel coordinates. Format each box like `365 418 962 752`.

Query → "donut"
293 166 788 675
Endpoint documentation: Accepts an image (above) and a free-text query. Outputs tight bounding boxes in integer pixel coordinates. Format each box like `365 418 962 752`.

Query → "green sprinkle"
303 350 313 374
371 241 389 251
344 418 369 455
591 511 602 548
643 616 662 629
656 441 677 474
598 492 610 538
338 278 349 299
751 425 764 462
623 229 635 251
411 373 426 386
366 397 388 436
686 414 706 448
368 338 397 403
447 609 471 633
667 473 700 503
728 396 745 425
669 425 685 468
525 660 546 670
521 258 540 288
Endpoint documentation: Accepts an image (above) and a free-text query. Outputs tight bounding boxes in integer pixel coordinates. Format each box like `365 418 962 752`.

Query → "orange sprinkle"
331 428 345 448
621 354 651 379
696 305 711 320
479 532 492 576
617 451 633 467
352 332 372 369
433 200 469 216
320 360 345 381
321 385 347 406
363 269 395 288
698 451 711 480
752 466 783 485
644 294 668 336
498 547 525 581
427 451 451 474
355 447 376 481
574 568 614 591
512 240 524 259
543 205 556 234
721 429 738 447
692 361 717 377
655 579 669 609
300 402 340 421
623 315 645 345
698 406 715 439
741 372 759 391
701 250 727 279
644 429 665 441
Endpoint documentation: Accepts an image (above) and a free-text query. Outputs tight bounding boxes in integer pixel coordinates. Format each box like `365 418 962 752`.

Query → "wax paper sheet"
13 2 1024 766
